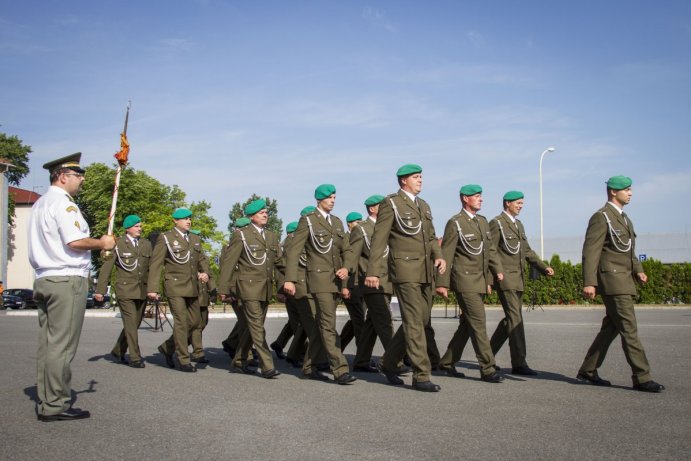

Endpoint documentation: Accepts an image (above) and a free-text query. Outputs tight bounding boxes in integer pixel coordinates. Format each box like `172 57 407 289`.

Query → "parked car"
86 290 111 309
2 288 37 310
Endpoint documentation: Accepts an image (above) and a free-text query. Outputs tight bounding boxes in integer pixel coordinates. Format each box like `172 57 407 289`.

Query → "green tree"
1 132 32 224
227 193 283 238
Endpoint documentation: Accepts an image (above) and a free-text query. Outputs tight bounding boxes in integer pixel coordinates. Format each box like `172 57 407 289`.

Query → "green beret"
346 212 363 223
396 164 422 177
122 214 141 229
244 198 266 216
314 184 336 200
286 221 299 233
503 190 524 202
300 205 316 216
172 207 192 219
364 194 385 206
460 184 483 196
235 217 251 228
43 152 85 174
189 229 201 235
606 175 632 190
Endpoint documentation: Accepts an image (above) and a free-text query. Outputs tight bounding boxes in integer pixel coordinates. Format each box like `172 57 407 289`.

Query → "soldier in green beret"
365 165 446 392
95 214 152 368
218 199 281 378
577 176 664 392
186 229 216 359
436 185 505 383
283 186 357 384
339 211 366 352
148 208 211 372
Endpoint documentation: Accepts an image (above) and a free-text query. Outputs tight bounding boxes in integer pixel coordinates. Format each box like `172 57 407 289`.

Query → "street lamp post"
539 147 556 260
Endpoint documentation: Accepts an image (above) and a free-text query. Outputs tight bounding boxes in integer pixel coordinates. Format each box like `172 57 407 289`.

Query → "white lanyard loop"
455 219 483 256
390 198 421 236
497 220 520 255
602 211 632 253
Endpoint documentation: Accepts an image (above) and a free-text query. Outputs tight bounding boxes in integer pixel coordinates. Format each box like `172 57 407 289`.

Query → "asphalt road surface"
1 307 689 460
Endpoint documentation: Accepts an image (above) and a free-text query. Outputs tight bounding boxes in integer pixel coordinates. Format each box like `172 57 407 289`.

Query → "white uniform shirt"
28 185 91 278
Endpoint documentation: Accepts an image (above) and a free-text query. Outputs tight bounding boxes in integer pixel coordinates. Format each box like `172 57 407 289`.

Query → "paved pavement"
1 307 689 460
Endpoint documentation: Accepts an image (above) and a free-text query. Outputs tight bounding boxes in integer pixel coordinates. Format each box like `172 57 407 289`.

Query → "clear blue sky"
2 1 690 245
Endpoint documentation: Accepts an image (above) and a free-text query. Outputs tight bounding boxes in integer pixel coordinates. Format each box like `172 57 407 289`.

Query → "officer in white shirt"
28 153 115 422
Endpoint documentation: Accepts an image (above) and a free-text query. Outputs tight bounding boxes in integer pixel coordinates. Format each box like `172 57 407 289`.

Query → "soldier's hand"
220 294 227 302
583 286 596 300
94 293 104 302
100 235 116 250
496 272 504 282
545 267 555 277
436 286 449 299
364 276 380 289
198 272 209 283
335 268 348 280
637 272 648 284
434 258 446 275
341 288 351 300
283 282 296 296
147 292 159 301
487 285 492 295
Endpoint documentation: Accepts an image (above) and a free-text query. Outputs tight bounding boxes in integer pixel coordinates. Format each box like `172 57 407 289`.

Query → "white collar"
502 210 516 223
368 216 377 224
607 201 624 214
462 208 476 219
399 189 417 202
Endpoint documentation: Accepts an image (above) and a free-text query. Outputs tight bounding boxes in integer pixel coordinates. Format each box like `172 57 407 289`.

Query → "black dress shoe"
158 345 175 368
247 358 260 368
192 356 210 364
376 361 405 385
270 342 287 360
232 364 256 375
111 351 128 364
286 358 304 368
481 372 505 383
221 342 235 358
511 365 538 376
439 365 465 378
303 370 330 381
576 372 611 386
335 372 357 385
412 381 441 392
353 364 378 373
261 368 281 379
129 360 145 369
633 380 665 393
179 364 197 373
38 407 90 422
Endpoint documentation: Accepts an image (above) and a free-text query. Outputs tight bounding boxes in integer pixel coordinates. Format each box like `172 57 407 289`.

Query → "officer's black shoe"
439 365 465 378
353 364 378 373
412 381 441 392
129 360 145 369
576 372 611 386
633 380 665 393
232 364 256 375
286 357 304 368
270 342 287 359
335 373 357 385
192 356 210 364
261 368 281 379
481 372 505 383
303 370 330 381
158 345 175 368
221 342 235 358
179 364 197 373
111 351 128 364
38 407 91 422
511 365 538 376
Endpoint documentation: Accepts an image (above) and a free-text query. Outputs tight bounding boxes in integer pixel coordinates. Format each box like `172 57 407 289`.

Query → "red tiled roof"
9 186 41 205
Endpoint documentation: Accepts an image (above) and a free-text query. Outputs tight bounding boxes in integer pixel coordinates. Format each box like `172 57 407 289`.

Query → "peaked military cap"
396 164 422 177
364 194 385 206
460 184 482 196
346 212 363 223
43 152 85 174
314 184 336 200
606 175 632 190
503 190 524 201
244 198 267 216
172 207 192 219
286 221 299 233
122 214 141 229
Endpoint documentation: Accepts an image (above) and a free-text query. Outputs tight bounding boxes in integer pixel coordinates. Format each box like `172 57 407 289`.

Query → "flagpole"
103 101 131 260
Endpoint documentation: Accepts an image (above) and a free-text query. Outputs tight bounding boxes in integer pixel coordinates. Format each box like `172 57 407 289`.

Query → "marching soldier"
339 211 365 352
436 184 505 383
489 191 554 375
365 164 446 392
148 208 211 372
95 214 151 368
188 229 216 359
577 176 664 392
284 185 357 385
218 199 281 379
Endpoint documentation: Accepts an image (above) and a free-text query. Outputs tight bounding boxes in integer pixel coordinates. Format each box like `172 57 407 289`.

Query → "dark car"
2 288 37 310
86 290 111 309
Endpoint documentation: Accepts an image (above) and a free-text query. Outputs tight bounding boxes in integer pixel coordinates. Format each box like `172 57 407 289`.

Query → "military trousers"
440 292 497 377
312 292 350 378
34 275 88 416
111 297 147 362
233 300 274 371
161 296 202 366
382 283 434 382
579 294 652 385
188 305 210 357
490 289 528 368
274 296 308 361
294 295 327 374
353 293 394 368
339 296 366 352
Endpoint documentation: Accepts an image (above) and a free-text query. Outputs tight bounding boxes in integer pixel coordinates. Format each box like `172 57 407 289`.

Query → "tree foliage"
1 132 32 225
227 193 283 239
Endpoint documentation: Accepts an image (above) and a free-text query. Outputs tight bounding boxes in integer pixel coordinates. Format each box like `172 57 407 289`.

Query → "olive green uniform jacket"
147 229 210 297
96 235 152 300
